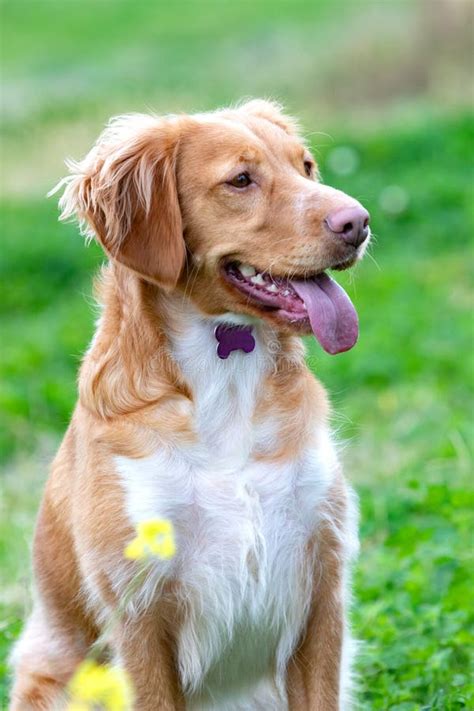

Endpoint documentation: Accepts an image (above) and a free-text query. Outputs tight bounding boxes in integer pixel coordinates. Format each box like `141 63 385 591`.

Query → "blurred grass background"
1 0 473 708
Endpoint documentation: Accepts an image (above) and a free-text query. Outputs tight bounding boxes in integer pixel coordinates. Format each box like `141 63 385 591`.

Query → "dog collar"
214 323 255 359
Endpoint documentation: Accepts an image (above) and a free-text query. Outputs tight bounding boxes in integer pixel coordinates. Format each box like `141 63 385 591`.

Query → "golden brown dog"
10 100 370 710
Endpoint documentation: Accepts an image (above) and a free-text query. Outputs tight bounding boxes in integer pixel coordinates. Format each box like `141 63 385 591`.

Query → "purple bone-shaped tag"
214 324 256 359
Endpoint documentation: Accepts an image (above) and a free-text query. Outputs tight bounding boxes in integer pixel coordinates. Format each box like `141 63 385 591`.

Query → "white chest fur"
115 315 341 708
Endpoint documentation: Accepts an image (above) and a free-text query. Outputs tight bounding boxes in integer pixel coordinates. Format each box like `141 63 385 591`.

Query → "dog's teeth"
266 283 278 293
239 264 256 277
250 273 266 286
282 289 291 296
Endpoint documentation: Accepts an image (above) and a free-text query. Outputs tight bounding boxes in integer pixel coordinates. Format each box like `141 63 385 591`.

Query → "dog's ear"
239 99 301 137
55 114 186 289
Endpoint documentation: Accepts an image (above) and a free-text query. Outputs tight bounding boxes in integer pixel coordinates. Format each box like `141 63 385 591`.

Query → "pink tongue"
291 273 359 354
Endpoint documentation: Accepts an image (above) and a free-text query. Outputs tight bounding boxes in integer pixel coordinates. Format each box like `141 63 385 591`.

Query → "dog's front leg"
287 477 356 711
286 577 344 711
113 614 185 711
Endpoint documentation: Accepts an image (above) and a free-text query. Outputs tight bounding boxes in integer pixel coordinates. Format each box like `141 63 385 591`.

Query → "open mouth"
222 261 359 355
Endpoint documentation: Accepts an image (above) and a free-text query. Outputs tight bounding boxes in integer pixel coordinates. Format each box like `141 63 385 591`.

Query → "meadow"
1 1 473 708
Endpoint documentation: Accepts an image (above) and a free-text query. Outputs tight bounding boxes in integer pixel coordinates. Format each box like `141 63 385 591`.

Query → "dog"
10 100 370 710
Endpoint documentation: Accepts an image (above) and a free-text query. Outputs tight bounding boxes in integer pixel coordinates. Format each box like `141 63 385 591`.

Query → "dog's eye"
304 161 314 178
228 172 252 189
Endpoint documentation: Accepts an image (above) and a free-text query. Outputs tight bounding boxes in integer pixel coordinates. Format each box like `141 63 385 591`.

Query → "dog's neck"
161 292 279 457
78 265 317 459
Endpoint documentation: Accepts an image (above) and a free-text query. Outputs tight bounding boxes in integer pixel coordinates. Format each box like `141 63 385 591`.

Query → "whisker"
365 250 382 272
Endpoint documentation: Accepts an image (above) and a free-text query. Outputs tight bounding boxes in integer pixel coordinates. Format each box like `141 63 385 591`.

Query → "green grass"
313 112 474 709
1 0 473 708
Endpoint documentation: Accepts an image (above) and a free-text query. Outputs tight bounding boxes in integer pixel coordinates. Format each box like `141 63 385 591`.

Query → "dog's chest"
115 320 337 700
117 443 333 702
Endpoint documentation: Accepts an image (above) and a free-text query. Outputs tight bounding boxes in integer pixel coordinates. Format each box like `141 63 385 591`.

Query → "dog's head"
57 100 370 354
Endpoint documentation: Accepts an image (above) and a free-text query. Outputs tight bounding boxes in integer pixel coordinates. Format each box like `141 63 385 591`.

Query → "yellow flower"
67 659 133 711
124 518 176 561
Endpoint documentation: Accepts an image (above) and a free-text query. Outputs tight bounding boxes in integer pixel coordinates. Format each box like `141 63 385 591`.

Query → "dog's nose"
325 206 370 247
